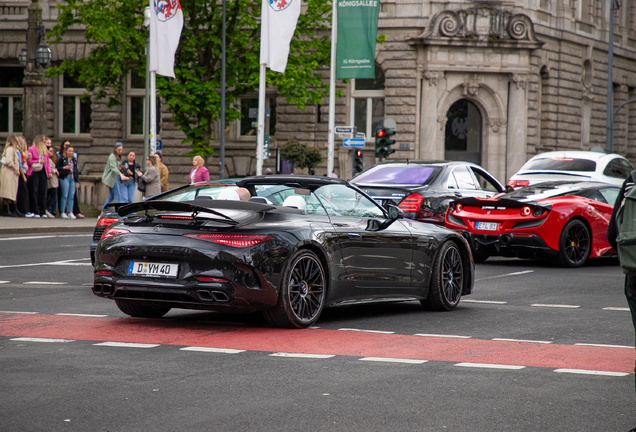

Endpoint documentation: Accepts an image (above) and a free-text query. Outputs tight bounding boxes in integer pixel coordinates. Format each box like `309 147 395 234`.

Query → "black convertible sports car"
93 175 474 328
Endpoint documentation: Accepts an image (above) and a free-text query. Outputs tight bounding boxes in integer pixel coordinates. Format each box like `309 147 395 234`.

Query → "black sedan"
351 161 505 226
93 175 474 328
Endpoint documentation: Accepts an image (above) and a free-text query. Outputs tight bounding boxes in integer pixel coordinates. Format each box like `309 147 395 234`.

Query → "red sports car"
444 181 620 267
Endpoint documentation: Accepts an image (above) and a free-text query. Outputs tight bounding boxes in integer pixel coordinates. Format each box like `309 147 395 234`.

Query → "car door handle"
347 233 362 239
454 193 463 197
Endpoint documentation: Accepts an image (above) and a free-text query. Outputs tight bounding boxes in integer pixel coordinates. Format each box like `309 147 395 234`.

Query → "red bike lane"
0 312 633 373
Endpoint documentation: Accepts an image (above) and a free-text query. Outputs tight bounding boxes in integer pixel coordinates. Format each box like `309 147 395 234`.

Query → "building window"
579 0 594 23
59 73 92 135
239 97 276 137
350 65 385 139
0 67 23 134
126 70 160 137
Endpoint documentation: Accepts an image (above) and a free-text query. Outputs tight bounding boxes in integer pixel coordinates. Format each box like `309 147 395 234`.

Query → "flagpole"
256 64 266 176
150 69 157 156
327 0 337 177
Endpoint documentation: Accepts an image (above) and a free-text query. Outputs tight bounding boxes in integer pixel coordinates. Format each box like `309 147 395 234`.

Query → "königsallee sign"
335 0 380 79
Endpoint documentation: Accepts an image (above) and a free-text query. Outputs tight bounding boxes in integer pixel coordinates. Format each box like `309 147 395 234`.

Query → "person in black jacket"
119 151 140 203
607 171 636 425
56 145 79 219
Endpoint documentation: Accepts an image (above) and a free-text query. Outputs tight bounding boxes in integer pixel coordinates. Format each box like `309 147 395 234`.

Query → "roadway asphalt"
0 215 97 235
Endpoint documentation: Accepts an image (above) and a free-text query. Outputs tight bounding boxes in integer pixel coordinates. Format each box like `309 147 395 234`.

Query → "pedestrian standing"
57 145 79 219
119 151 140 203
0 135 21 217
189 155 209 183
15 136 32 217
26 135 51 218
156 151 169 192
136 154 161 198
606 172 636 431
46 145 59 218
101 142 129 215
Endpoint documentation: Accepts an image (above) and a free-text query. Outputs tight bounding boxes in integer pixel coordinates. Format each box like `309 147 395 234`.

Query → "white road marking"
455 362 525 370
531 304 581 309
11 337 74 343
0 311 38 314
0 234 91 241
574 343 635 349
93 342 160 348
55 313 108 318
414 333 471 339
475 270 534 282
603 307 630 311
23 281 67 285
0 258 91 269
554 369 629 376
269 353 335 359
359 357 428 364
337 328 395 334
180 347 245 354
462 300 508 304
493 338 552 344
0 281 9 284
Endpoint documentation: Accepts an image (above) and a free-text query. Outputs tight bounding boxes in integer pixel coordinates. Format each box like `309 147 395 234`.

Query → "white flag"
260 0 301 73
149 0 184 78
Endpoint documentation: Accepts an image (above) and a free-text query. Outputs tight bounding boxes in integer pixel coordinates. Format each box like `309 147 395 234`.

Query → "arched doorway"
444 99 482 164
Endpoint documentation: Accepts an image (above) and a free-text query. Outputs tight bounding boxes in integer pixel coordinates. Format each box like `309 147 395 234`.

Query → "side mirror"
388 205 404 220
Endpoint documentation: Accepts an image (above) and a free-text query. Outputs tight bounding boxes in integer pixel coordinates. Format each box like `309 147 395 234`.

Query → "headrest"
217 190 240 201
282 195 306 212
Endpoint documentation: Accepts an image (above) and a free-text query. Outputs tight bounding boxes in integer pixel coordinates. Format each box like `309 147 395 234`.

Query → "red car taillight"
100 228 130 239
398 193 424 213
97 217 120 226
184 234 273 248
507 180 529 188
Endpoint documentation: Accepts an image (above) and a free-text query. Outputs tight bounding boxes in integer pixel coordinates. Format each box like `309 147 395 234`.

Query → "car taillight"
455 204 463 213
100 228 130 239
507 180 530 188
521 206 532 216
95 270 112 275
97 217 120 226
532 207 544 217
197 276 227 282
398 193 424 213
157 215 194 220
184 234 273 248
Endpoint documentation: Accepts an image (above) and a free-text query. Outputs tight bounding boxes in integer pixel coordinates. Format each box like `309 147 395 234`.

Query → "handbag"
31 162 44 172
137 175 146 193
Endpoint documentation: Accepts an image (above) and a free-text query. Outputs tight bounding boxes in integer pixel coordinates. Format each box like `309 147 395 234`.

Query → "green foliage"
47 0 333 157
280 140 323 170
376 34 386 45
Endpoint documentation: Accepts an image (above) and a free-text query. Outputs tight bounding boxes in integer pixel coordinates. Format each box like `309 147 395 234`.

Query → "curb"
0 226 95 236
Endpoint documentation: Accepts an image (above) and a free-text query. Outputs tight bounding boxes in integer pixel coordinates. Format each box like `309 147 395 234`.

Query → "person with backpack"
606 170 636 426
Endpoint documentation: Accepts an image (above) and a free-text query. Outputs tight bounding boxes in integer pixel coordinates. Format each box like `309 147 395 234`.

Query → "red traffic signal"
376 129 386 137
355 149 362 157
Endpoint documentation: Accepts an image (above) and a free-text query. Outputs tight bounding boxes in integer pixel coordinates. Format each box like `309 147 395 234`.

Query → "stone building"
2 0 636 204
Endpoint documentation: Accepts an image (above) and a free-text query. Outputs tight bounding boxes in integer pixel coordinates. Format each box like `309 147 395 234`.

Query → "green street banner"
335 0 380 79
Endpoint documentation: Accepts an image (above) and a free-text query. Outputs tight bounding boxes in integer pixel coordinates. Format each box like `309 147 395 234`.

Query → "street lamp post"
19 0 52 145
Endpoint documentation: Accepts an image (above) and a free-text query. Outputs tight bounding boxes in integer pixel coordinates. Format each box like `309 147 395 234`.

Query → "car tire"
263 249 326 328
115 300 171 318
422 240 464 311
557 219 591 268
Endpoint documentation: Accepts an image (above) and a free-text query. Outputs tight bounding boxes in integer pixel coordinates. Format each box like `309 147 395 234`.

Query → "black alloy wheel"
422 240 464 311
557 219 591 268
115 300 171 318
264 249 326 328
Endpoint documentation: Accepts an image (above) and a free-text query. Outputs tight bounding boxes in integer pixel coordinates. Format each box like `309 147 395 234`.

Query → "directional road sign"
344 138 365 147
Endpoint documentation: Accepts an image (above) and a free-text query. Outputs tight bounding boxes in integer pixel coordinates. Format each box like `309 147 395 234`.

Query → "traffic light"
353 149 364 174
374 126 396 160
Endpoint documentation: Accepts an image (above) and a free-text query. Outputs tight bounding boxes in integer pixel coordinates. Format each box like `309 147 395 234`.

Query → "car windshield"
523 158 596 172
353 165 438 185
153 183 238 202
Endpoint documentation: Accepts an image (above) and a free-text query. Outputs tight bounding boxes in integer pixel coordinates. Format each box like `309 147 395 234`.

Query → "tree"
47 0 333 157
280 140 323 170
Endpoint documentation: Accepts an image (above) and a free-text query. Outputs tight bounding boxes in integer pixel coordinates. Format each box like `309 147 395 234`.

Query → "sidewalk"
0 216 97 235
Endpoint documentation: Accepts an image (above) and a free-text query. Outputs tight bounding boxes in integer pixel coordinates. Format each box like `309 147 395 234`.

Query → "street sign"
335 126 354 134
155 140 162 151
356 132 366 139
344 138 365 147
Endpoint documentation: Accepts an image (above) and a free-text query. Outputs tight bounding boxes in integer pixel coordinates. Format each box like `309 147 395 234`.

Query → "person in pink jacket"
189 155 210 183
26 135 52 218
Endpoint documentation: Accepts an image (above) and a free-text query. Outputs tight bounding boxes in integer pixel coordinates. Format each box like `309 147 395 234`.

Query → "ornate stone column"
419 70 443 160
22 0 48 145
506 73 529 178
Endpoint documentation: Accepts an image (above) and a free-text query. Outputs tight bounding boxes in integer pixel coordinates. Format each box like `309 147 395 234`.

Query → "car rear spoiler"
452 197 545 209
